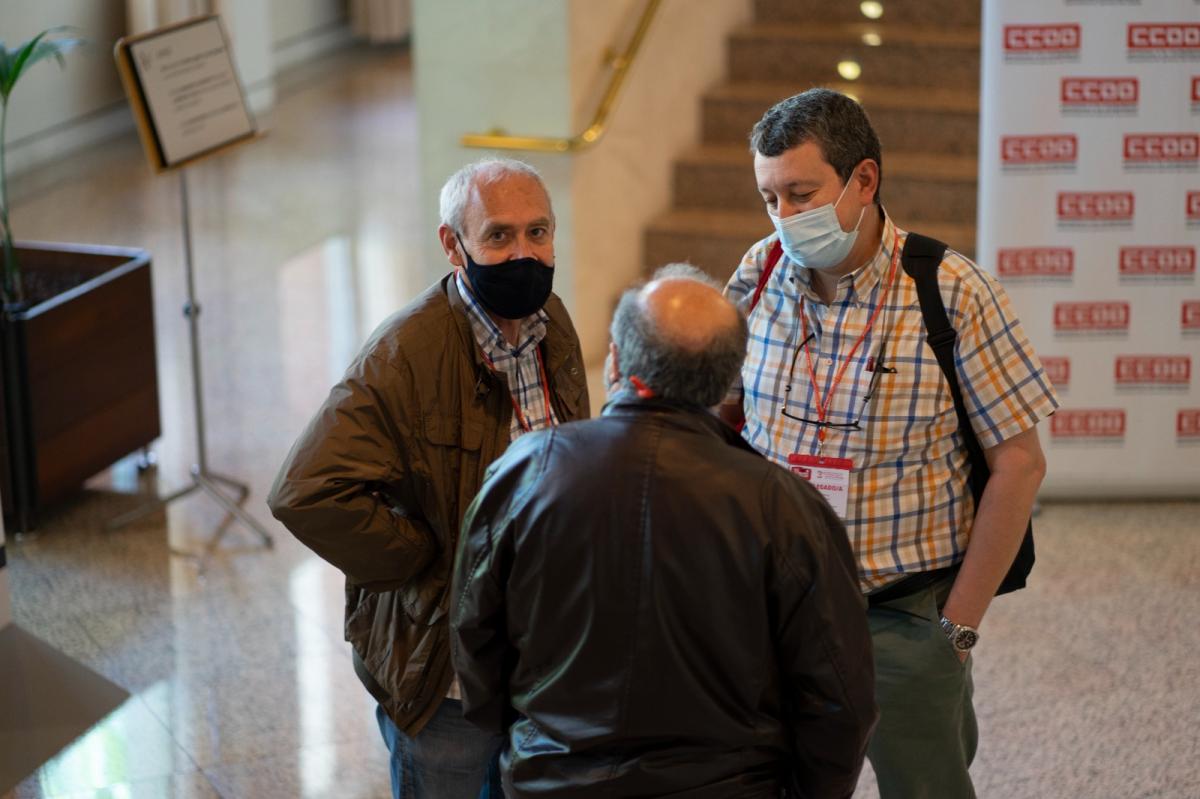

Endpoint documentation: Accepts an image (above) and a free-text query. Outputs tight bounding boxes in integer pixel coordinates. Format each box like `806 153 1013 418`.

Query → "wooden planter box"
0 242 161 532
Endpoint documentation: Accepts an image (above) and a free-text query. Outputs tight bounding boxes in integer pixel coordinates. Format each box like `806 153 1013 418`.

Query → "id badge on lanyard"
787 454 853 518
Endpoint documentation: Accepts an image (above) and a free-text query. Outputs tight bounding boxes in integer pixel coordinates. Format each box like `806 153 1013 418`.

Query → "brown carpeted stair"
643 0 982 282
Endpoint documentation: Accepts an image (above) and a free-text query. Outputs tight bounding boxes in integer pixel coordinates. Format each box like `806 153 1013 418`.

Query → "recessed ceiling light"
861 2 884 20
837 60 863 81
862 32 882 46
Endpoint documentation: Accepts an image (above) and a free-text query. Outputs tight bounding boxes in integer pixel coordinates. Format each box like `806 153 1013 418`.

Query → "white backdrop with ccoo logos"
978 0 1200 497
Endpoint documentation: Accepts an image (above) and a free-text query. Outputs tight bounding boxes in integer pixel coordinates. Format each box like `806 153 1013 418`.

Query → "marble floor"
3 45 1199 799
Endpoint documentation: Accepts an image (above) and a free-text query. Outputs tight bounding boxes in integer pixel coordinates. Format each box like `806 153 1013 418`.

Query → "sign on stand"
115 15 257 171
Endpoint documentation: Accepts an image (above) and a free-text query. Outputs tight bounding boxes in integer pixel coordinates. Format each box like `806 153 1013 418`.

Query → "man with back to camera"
267 157 589 798
721 89 1060 797
450 265 878 798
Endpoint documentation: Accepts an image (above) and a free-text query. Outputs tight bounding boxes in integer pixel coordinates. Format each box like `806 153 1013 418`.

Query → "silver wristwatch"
939 616 980 653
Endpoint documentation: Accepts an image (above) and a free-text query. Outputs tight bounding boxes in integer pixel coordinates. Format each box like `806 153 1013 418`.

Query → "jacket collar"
443 272 490 371
601 393 762 457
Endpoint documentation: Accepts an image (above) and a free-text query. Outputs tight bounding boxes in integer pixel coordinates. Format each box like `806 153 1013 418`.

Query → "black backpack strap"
899 233 1033 595
900 234 989 503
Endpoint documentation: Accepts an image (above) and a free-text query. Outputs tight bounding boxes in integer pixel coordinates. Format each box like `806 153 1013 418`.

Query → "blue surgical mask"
770 178 866 272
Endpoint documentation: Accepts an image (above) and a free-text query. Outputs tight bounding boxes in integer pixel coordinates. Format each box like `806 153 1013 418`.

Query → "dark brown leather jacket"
268 274 588 734
451 397 877 799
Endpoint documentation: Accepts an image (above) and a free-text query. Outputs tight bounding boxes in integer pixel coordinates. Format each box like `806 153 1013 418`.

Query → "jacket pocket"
422 413 484 451
401 576 446 626
345 583 379 644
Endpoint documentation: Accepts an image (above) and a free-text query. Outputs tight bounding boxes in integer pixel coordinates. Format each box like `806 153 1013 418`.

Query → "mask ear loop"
454 232 474 268
835 170 868 234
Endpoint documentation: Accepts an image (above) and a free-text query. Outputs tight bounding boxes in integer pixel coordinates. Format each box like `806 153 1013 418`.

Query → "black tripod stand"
106 169 272 562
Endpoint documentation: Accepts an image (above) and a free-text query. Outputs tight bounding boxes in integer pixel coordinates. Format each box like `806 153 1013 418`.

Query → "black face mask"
457 235 554 320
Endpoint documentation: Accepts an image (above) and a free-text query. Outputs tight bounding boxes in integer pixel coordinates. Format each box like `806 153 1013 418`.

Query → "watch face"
954 629 979 651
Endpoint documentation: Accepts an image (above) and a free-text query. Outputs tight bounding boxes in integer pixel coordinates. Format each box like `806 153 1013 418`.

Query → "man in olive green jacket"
268 158 589 799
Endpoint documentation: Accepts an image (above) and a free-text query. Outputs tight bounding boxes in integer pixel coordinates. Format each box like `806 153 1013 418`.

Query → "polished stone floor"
4 45 1198 799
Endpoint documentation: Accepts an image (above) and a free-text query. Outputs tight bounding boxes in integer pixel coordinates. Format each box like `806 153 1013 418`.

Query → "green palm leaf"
1 28 83 101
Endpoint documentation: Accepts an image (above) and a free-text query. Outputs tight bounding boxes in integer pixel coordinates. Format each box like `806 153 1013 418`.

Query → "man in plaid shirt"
721 89 1059 798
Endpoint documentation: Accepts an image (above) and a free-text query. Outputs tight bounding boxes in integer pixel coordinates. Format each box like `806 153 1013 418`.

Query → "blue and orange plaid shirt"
725 213 1060 592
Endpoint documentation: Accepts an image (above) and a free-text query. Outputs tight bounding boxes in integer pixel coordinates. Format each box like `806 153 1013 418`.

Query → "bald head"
609 264 748 408
640 276 742 355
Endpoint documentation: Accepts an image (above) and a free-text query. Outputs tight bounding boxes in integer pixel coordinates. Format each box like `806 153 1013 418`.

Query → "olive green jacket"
268 273 589 734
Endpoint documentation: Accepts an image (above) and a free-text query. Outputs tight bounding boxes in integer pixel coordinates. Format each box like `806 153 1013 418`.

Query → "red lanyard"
483 346 554 433
799 230 901 443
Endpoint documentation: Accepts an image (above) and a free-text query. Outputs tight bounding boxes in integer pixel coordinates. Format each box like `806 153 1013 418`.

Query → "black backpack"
748 233 1035 600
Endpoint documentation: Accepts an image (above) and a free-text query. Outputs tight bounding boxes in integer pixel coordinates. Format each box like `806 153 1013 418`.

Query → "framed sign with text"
114 15 257 172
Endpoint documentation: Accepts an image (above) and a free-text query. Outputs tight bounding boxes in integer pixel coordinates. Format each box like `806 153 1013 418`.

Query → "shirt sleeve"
947 256 1061 450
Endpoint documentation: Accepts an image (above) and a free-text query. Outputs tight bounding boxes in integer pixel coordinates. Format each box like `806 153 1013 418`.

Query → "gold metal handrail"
460 0 662 153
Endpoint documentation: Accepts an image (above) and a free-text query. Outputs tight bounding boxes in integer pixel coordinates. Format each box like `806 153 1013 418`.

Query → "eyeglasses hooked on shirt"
781 334 894 432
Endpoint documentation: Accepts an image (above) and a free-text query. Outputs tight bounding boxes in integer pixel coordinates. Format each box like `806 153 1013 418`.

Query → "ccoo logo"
1062 77 1138 106
1114 356 1191 386
1054 301 1130 331
1006 24 1081 52
998 248 1074 278
1002 135 1077 164
1183 301 1200 330
1058 192 1134 221
1051 410 1125 439
1179 410 1200 439
1119 247 1196 276
1124 134 1199 163
1188 192 1200 221
1042 357 1070 389
1128 23 1200 50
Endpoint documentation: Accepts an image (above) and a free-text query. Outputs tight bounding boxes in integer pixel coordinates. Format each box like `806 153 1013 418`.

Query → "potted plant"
1 28 161 533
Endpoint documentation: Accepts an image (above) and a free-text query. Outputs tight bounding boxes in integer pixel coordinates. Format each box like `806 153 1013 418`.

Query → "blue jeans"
375 699 503 799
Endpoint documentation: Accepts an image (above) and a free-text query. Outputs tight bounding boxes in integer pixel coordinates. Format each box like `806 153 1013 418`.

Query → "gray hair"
749 88 883 205
610 264 748 408
438 158 553 235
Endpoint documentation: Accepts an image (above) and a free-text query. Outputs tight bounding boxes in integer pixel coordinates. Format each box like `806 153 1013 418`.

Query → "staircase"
643 0 981 282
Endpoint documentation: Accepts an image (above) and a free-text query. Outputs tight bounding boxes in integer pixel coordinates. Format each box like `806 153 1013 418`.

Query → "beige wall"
271 0 345 47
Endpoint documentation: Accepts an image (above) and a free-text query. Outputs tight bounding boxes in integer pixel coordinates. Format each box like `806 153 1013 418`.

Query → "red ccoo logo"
1058 192 1134 221
1054 301 1130 331
1193 77 1200 102
1002 135 1077 164
1062 77 1138 105
1042 357 1070 388
1006 24 1081 52
1051 410 1125 439
1183 301 1200 330
1128 23 1200 50
998 248 1074 278
1119 247 1196 277
1124 134 1200 163
1188 192 1200 221
1179 410 1200 438
1115 356 1191 386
